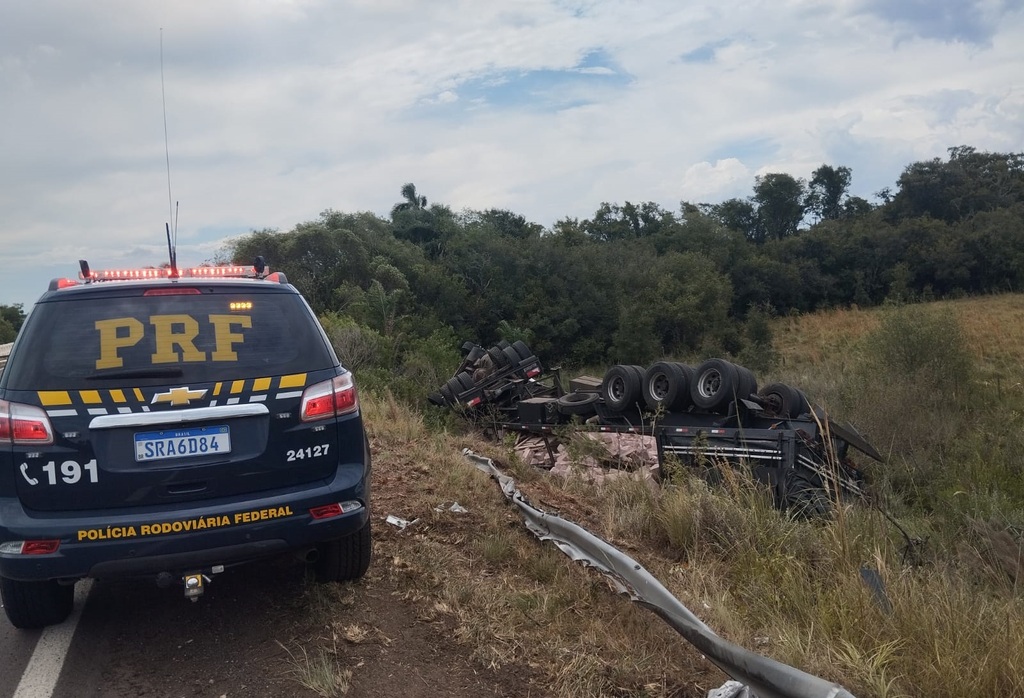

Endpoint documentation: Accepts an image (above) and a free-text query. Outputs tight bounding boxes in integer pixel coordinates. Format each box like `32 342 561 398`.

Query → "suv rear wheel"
1 577 75 629
314 519 372 583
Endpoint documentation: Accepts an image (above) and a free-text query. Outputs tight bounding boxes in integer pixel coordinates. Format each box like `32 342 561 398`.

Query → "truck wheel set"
428 336 882 518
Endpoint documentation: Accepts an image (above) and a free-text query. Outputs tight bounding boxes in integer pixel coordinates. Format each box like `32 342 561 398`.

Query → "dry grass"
349 374 1024 697
286 293 1024 697
773 293 1024 385
279 638 353 697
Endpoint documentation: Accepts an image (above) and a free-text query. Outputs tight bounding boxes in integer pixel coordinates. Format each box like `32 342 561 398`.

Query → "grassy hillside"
774 293 1024 381
299 294 1024 697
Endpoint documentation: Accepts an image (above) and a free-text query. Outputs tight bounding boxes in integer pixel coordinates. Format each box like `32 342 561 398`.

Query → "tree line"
226 146 1024 382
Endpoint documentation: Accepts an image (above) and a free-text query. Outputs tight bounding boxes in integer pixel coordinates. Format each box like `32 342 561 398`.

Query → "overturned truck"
429 340 883 516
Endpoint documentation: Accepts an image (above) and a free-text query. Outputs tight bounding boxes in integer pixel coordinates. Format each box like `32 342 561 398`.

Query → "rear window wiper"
86 368 185 380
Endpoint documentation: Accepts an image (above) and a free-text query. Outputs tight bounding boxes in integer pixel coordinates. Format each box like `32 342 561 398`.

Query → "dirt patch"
57 444 547 698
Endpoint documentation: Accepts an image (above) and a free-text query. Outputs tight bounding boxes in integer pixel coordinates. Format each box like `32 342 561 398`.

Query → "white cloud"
679 159 752 203
1 0 1023 307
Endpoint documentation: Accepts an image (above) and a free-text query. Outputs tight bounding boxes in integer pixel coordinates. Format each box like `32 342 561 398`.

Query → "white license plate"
134 425 231 462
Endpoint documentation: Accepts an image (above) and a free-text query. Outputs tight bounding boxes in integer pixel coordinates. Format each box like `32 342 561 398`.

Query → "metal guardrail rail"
0 342 12 373
465 449 857 698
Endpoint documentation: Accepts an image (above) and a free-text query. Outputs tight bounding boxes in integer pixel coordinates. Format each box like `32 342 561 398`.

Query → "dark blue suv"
0 263 372 628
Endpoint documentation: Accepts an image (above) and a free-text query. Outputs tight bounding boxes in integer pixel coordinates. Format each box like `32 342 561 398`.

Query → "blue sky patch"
419 48 631 114
680 39 732 64
864 0 1022 45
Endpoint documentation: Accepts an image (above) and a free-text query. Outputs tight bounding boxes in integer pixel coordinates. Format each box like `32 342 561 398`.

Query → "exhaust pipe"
296 547 319 564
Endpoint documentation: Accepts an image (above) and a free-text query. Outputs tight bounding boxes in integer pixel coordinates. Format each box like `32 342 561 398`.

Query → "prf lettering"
95 314 253 369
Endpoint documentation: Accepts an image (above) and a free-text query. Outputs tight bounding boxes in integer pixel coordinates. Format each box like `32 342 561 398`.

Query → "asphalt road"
0 558 320 698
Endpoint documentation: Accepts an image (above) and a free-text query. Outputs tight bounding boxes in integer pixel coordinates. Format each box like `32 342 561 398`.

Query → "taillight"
300 373 359 422
309 501 363 519
0 399 55 445
0 540 61 555
309 503 343 520
22 540 61 555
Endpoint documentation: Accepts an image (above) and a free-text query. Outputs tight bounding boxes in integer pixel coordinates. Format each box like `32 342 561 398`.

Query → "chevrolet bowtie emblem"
152 386 208 406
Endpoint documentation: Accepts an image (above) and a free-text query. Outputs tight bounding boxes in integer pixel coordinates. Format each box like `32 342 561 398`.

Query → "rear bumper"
0 465 369 582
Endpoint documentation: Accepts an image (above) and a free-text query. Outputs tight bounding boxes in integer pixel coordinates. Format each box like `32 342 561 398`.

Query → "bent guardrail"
465 449 856 698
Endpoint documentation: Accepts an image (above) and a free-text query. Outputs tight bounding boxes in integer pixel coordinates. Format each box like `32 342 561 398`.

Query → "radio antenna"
160 28 177 271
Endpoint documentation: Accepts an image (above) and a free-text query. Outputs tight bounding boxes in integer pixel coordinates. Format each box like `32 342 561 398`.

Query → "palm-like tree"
391 183 427 218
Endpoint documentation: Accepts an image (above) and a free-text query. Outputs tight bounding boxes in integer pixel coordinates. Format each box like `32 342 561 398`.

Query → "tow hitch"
158 564 224 601
183 573 207 600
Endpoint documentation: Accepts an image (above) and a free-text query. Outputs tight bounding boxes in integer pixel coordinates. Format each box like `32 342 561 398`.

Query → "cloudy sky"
2 0 1022 309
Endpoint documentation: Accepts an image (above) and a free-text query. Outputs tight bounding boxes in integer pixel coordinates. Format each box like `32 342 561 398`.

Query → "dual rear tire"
603 358 759 415
689 359 758 414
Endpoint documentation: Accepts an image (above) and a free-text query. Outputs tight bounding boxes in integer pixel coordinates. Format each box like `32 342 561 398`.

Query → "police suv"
0 260 371 628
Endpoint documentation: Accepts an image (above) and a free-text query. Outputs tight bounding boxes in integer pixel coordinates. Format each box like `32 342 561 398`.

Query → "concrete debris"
434 502 469 514
385 515 418 530
708 681 753 698
514 432 661 485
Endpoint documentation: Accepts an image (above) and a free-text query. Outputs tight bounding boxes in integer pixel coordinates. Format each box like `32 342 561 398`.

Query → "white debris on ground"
384 514 418 530
707 680 752 698
513 432 660 485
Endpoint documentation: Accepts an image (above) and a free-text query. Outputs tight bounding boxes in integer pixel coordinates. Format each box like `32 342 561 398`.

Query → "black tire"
497 340 510 350
601 365 643 413
455 371 475 391
556 391 599 416
671 363 695 408
759 383 804 418
783 470 831 519
794 389 811 417
315 519 372 583
690 359 740 413
735 365 759 403
439 383 456 405
502 346 521 367
1 577 75 629
487 346 508 367
643 361 692 412
512 340 533 361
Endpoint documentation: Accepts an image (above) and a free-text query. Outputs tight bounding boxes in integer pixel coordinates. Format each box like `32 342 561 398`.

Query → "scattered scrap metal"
465 449 857 698
430 339 883 516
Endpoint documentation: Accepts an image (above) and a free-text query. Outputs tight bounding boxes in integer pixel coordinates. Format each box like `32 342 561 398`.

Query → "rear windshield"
3 288 336 390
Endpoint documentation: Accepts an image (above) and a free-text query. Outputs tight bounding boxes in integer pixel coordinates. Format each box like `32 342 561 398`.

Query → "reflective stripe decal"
80 390 102 404
34 378 283 413
46 409 78 417
38 391 73 406
279 373 306 388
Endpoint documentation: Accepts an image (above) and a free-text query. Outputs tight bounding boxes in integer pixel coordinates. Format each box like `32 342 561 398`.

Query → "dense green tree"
887 147 1024 223
583 201 674 242
704 198 758 242
0 304 26 343
752 173 806 243
0 317 16 344
391 183 446 256
806 164 852 222
476 209 543 240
